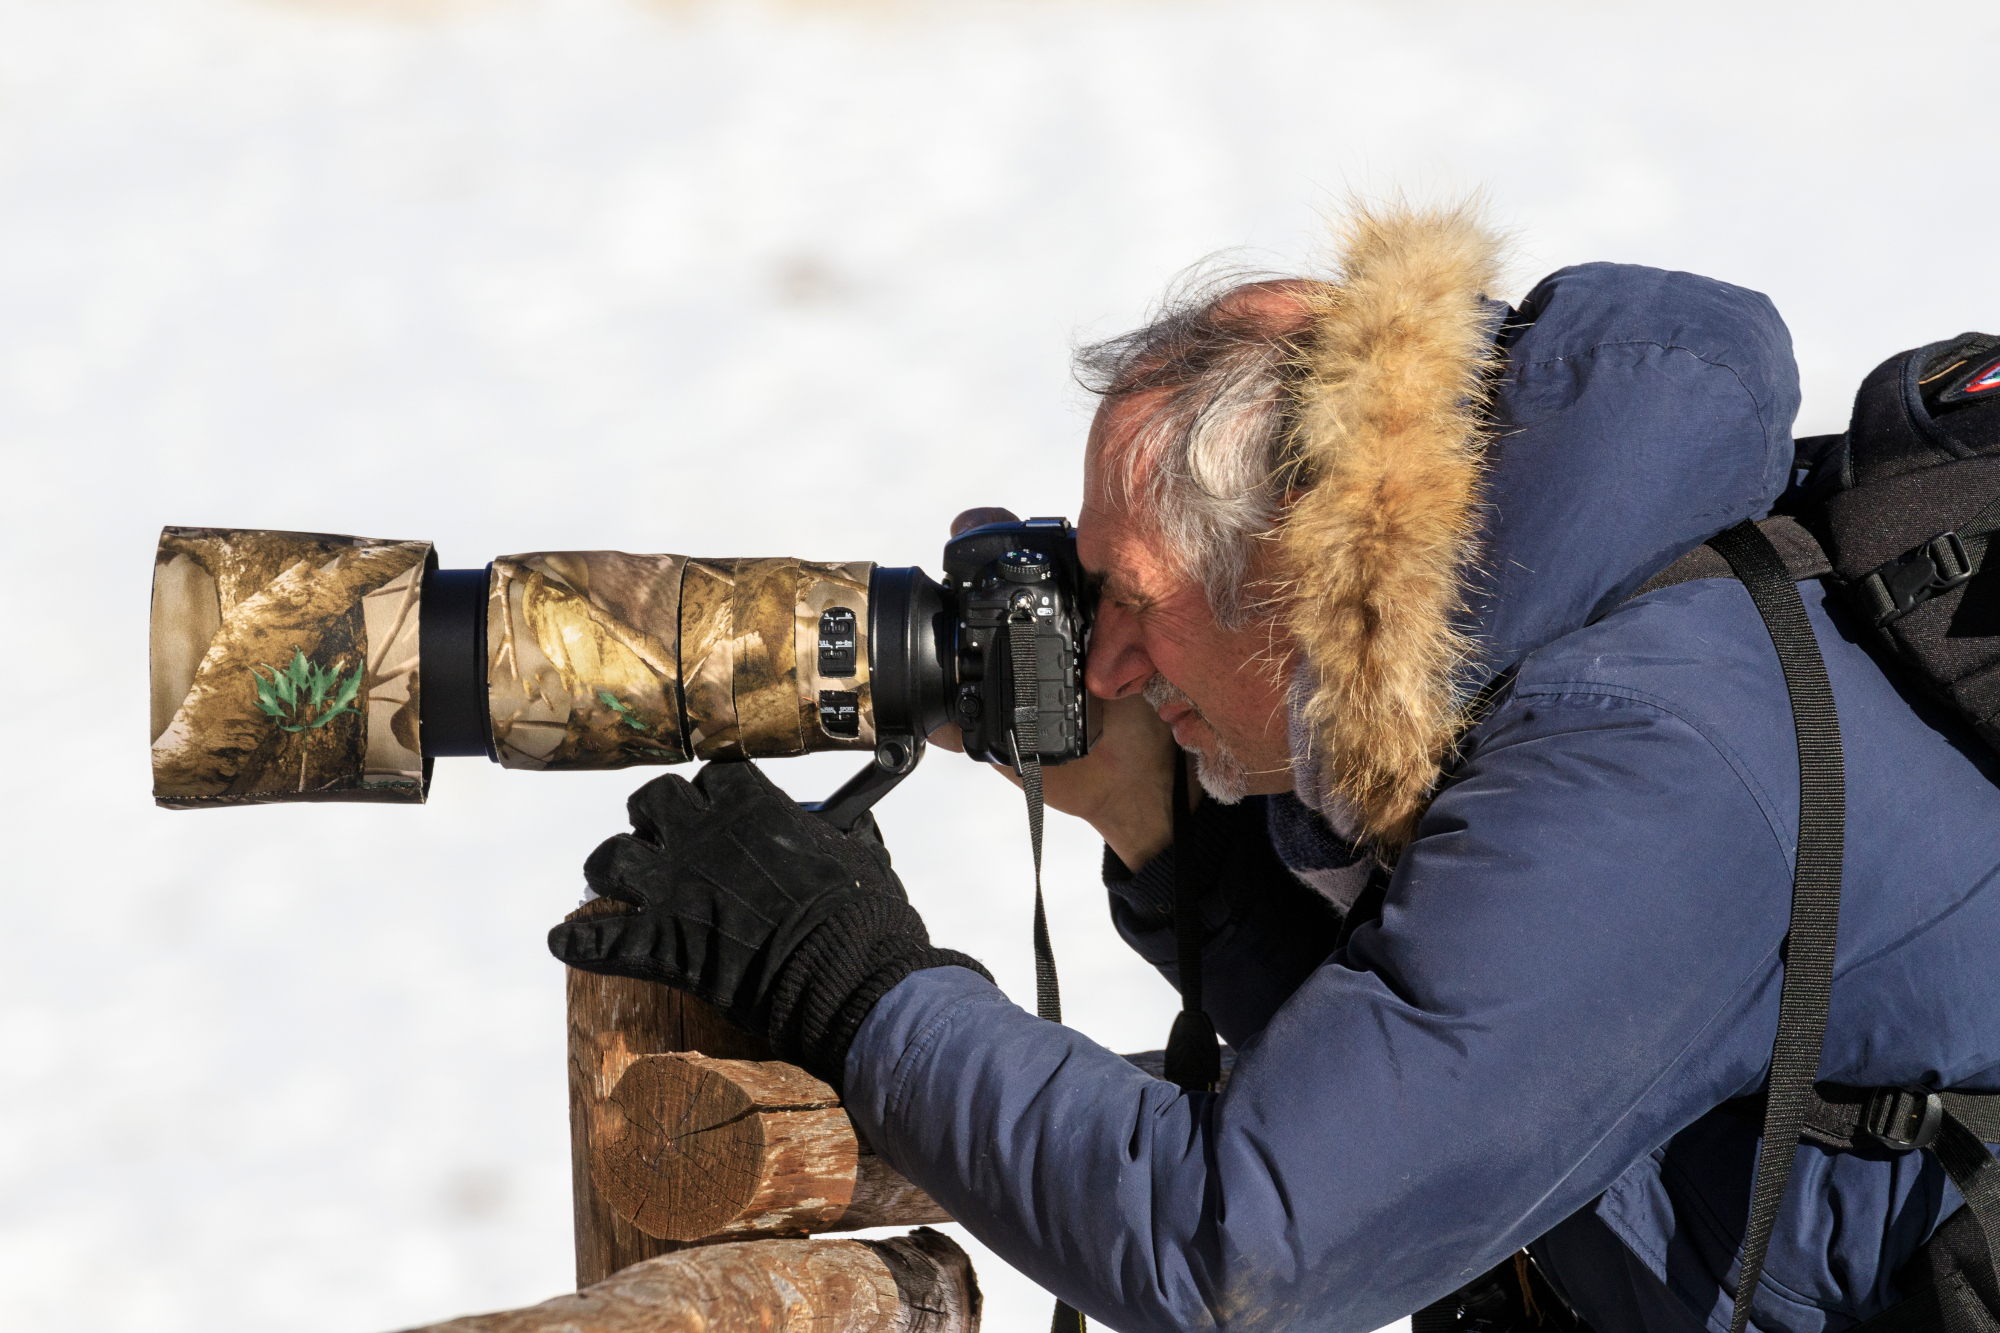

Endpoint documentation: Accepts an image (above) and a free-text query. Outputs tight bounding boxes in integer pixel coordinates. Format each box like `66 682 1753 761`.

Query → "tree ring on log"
593 1053 859 1241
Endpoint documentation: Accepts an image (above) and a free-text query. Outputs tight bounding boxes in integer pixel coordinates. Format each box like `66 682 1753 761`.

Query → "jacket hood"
1281 206 1800 849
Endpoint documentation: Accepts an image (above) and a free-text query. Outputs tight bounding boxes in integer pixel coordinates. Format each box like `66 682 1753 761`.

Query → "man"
550 205 2000 1332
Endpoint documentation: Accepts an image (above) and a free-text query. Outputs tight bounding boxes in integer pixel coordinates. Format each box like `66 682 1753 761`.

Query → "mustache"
1141 674 1251 804
1142 673 1200 718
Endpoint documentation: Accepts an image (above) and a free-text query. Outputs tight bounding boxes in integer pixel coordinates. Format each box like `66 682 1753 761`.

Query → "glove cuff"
765 894 992 1089
819 946 991 1088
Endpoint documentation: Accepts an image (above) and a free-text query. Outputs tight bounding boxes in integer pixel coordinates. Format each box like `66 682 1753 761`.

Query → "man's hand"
547 760 989 1086
934 507 1182 871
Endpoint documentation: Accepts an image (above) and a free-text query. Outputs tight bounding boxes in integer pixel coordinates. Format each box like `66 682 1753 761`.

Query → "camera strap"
1164 753 1222 1093
1008 609 1064 1026
1010 613 1089 1333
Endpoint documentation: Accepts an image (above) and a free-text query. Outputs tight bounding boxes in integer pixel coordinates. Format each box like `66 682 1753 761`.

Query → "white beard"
1143 674 1251 805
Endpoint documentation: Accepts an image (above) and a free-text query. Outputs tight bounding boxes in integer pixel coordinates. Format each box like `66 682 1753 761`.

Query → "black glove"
548 759 989 1087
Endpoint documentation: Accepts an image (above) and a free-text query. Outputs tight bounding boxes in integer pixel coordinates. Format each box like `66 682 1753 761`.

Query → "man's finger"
583 834 673 905
625 771 705 841
927 720 1023 790
690 756 786 808
949 506 1020 538
547 912 678 982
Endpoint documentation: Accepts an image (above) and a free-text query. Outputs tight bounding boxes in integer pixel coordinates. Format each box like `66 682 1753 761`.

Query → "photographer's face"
1077 394 1298 800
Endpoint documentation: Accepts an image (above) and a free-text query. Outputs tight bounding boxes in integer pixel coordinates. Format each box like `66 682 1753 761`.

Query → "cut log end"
593 1052 949 1241
873 1228 983 1333
394 1228 979 1333
593 1053 856 1241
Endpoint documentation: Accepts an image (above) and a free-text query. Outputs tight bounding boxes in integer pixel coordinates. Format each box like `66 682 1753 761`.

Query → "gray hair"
1074 271 1310 626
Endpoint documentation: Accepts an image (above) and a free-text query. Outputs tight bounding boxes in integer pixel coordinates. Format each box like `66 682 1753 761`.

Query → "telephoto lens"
149 520 1089 811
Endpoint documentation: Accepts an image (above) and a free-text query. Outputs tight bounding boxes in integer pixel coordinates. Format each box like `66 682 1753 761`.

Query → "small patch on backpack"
1942 355 2000 402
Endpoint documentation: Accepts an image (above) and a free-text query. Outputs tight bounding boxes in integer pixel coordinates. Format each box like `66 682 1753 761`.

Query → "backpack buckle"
1868 531 1974 626
1861 1084 1944 1151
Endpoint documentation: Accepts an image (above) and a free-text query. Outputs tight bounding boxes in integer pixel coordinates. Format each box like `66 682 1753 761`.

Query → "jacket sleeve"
843 688 1794 1333
1102 795 1345 1046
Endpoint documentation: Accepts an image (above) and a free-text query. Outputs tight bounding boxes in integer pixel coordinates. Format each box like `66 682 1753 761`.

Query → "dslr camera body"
937 517 1092 766
856 516 1095 769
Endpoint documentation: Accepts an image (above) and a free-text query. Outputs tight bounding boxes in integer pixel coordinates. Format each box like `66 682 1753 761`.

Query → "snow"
0 1 1994 1329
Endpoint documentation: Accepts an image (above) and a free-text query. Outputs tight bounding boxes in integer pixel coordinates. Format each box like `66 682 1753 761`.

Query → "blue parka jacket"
842 211 2000 1333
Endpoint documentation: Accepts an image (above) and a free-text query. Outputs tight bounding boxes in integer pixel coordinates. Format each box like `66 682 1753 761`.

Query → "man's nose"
1084 601 1153 700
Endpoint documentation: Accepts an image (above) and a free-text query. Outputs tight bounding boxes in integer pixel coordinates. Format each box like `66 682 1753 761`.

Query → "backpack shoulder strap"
1699 521 2000 1332
1704 520 1848 1333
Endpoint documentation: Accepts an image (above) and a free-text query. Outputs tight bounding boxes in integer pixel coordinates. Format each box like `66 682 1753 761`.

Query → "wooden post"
394 1228 980 1333
564 898 774 1287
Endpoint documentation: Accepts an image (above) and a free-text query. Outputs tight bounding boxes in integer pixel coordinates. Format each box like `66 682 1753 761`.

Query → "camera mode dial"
999 549 1051 583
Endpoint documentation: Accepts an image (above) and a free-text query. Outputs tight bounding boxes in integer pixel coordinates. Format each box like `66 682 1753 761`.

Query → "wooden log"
593 1053 952 1241
564 898 775 1287
393 1227 979 1333
593 1047 1236 1243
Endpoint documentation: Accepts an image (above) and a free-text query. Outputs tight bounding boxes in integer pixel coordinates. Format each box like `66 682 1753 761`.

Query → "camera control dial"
999 549 1052 582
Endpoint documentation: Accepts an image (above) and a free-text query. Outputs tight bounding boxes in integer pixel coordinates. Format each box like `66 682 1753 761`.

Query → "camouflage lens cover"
679 557 876 760
487 552 691 770
153 533 879 796
489 553 876 767
792 560 874 755
497 553 877 766
678 557 740 759
151 527 432 808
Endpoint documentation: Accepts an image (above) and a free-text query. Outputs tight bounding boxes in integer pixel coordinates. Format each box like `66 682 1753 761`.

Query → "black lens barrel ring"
867 566 953 743
419 565 494 759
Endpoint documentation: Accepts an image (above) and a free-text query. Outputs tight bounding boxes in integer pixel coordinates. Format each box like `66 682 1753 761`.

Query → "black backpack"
1418 338 2000 1333
1812 331 2000 753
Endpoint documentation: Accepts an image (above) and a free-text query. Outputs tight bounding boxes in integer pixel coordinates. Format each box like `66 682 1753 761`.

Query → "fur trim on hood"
1281 204 1506 851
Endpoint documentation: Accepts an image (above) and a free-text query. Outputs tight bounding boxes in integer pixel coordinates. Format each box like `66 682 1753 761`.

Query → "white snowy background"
2 1 1996 1330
